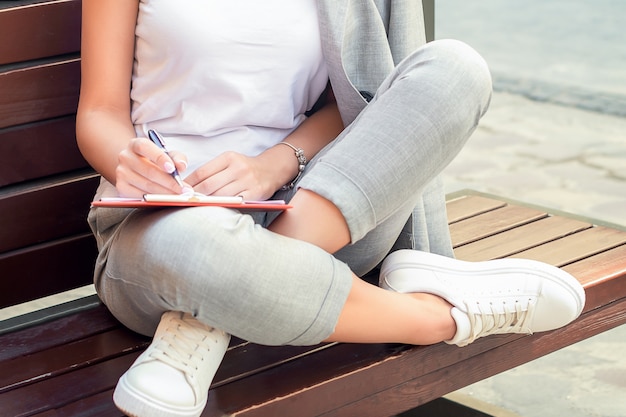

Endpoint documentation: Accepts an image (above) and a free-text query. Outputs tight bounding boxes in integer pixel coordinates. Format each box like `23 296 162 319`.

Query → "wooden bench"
2 1 626 416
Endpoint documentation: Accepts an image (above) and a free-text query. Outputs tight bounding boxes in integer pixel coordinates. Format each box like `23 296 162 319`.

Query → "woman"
77 1 585 416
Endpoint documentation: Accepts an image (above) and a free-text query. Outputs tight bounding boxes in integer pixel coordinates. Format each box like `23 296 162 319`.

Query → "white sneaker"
379 250 585 347
113 311 230 417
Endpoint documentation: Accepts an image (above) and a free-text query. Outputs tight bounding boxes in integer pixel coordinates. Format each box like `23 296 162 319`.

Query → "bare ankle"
407 293 456 344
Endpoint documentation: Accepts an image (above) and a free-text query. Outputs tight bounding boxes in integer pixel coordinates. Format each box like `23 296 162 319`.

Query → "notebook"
92 193 291 211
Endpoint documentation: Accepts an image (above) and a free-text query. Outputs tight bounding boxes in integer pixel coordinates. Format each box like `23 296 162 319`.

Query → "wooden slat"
0 328 148 394
1 308 335 412
0 0 81 66
563 244 626 287
563 244 626 312
214 342 335 388
204 342 422 417
0 116 88 187
446 195 506 224
0 173 99 253
205 325 553 417
450 204 548 247
0 353 137 417
30 389 122 417
509 226 626 266
0 58 80 129
0 234 98 309
23 345 350 417
1 337 333 416
454 215 593 261
0 304 118 362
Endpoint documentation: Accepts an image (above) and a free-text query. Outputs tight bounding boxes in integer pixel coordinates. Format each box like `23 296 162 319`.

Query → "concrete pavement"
444 91 626 228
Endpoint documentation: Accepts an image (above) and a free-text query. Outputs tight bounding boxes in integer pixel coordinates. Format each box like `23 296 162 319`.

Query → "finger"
118 147 186 194
196 168 259 198
193 170 238 196
115 164 176 197
190 152 269 198
167 150 189 174
184 153 230 188
115 181 144 199
129 137 177 174
212 183 249 199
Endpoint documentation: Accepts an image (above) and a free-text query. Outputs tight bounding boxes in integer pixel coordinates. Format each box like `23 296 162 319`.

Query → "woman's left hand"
184 99 344 200
184 151 285 201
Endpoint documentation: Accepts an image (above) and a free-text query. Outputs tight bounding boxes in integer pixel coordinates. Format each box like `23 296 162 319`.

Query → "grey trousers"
88 39 492 346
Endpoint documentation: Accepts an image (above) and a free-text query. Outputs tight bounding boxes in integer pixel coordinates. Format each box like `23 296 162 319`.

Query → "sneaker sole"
380 250 586 318
114 372 206 417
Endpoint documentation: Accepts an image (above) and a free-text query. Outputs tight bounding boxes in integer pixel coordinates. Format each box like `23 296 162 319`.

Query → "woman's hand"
184 98 345 201
184 150 290 201
115 137 192 198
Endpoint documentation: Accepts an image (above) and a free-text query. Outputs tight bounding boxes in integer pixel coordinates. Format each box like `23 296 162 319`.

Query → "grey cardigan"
316 0 427 125
316 0 454 256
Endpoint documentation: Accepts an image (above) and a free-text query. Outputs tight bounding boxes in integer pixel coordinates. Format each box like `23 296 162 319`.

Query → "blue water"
436 0 626 117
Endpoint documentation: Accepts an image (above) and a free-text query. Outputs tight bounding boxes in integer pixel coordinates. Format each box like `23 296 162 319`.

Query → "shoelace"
149 315 216 380
465 298 535 344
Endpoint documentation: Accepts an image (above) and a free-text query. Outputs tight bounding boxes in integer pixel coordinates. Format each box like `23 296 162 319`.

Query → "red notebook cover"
92 194 291 211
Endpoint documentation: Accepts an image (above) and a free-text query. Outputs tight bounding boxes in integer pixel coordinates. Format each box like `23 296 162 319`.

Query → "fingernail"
164 161 175 173
182 186 194 195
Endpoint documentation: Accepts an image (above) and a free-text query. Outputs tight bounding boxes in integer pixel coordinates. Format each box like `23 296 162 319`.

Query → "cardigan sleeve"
318 0 428 126
375 0 427 64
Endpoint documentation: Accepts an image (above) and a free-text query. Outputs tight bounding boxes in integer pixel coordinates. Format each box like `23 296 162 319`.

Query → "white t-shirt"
131 0 329 172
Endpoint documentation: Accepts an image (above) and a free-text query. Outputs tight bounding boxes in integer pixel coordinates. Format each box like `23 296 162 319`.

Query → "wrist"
257 143 303 193
276 142 306 190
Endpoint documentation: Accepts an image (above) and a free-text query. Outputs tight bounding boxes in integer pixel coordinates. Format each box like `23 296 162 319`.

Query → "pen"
147 129 185 188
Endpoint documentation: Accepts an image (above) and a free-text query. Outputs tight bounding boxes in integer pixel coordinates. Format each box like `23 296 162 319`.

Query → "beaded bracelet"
278 141 307 190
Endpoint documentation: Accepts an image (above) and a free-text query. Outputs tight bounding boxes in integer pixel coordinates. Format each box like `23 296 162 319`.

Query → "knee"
114 207 250 285
429 39 490 78
425 39 492 103
401 39 492 105
398 39 493 125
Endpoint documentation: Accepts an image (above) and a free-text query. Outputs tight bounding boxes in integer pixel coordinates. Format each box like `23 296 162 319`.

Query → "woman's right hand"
114 137 192 198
